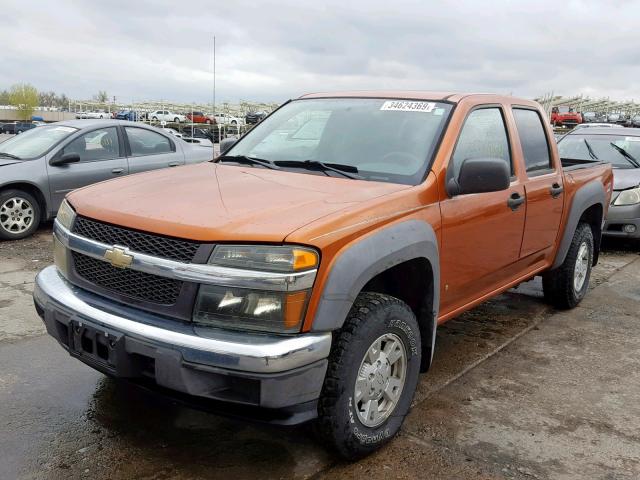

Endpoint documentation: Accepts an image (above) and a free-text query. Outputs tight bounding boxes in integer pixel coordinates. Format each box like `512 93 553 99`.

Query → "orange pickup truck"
34 92 613 458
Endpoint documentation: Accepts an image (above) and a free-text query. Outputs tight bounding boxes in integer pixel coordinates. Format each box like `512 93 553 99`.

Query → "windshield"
0 125 78 159
225 98 453 185
558 133 640 168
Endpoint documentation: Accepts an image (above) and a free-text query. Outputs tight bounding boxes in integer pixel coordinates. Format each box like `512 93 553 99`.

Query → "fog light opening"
624 224 637 234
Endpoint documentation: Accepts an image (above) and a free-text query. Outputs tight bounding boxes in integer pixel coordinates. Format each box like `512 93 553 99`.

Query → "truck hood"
612 167 640 191
68 162 409 242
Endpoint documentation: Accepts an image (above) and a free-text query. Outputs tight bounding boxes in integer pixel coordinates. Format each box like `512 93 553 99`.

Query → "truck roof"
298 91 538 106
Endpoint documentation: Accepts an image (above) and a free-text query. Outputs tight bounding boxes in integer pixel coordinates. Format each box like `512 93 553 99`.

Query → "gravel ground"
1 225 639 479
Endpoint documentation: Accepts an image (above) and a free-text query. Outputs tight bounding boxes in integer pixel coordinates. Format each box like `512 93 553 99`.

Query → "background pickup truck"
34 92 613 459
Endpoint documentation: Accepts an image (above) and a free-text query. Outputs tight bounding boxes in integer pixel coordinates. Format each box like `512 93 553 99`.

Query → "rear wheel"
0 189 41 240
543 222 594 309
316 292 421 459
174 117 180 123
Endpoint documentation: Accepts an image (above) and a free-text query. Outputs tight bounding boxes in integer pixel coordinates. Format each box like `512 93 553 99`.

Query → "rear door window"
125 127 174 156
512 108 552 173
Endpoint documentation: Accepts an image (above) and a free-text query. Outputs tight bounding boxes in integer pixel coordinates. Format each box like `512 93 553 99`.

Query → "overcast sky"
1 0 638 105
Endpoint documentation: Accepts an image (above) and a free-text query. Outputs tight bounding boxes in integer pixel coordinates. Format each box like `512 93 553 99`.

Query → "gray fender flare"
552 180 606 270
311 219 440 365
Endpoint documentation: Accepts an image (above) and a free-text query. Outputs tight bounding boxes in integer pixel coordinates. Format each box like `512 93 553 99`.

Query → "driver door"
46 127 129 210
439 106 526 317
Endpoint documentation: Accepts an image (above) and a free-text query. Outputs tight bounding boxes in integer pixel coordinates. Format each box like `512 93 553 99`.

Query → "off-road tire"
0 189 41 240
316 292 422 459
543 222 594 309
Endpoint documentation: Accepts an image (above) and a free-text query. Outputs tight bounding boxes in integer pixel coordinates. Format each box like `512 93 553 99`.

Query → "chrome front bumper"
34 266 331 374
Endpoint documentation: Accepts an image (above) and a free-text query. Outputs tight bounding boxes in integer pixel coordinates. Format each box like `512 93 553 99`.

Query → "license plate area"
68 320 124 371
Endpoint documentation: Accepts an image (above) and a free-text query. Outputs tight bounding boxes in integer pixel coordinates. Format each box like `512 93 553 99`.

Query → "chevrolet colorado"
34 92 613 458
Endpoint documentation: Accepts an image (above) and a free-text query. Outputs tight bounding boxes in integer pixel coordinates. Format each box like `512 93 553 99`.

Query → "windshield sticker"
380 101 435 113
51 127 76 133
433 108 445 116
625 137 640 142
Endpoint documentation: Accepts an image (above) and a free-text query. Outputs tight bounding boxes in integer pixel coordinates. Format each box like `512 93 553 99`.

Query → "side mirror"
447 157 510 196
219 137 237 154
50 152 81 166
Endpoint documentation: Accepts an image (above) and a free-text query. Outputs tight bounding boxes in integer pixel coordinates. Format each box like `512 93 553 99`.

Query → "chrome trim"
54 220 317 291
34 266 332 374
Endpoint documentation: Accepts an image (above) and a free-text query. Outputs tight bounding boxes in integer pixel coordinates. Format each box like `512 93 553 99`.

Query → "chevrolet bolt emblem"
104 247 133 269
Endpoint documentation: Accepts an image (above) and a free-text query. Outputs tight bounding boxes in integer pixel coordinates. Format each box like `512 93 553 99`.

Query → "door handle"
168 161 180 167
111 168 124 174
550 182 563 198
507 192 525 211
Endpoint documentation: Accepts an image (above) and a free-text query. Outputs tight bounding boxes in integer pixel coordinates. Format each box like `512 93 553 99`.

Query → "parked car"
0 122 17 134
581 111 602 123
0 120 212 240
625 115 640 128
606 112 625 124
75 111 87 119
148 110 187 123
245 111 268 124
573 122 623 130
551 106 582 128
161 127 183 138
13 122 38 134
181 137 214 147
114 110 139 121
85 111 110 119
179 125 220 143
186 111 215 124
214 112 241 126
33 92 612 459
558 127 640 239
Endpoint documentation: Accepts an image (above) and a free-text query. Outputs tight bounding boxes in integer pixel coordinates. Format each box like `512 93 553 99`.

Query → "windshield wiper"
583 139 598 160
275 160 363 179
216 155 279 170
0 152 22 160
610 142 640 168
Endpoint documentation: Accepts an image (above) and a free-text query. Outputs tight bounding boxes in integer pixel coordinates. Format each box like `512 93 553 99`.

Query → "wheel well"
0 183 48 221
579 203 603 265
361 258 435 372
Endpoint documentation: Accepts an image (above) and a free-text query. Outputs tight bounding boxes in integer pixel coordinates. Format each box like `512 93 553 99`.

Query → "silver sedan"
0 120 213 240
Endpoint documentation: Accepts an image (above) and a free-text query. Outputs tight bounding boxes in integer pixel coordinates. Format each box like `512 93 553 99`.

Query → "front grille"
72 252 183 305
73 217 200 262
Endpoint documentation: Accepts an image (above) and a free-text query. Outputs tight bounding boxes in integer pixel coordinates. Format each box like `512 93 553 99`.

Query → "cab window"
452 108 511 177
513 108 552 173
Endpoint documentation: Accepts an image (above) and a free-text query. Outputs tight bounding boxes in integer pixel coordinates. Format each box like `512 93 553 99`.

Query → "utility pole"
212 35 216 119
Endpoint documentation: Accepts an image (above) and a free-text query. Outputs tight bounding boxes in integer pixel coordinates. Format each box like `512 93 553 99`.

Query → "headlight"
613 187 640 206
194 245 319 333
56 199 76 229
193 285 310 333
209 245 318 272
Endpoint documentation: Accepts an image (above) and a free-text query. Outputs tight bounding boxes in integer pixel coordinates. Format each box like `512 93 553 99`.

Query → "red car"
551 106 582 128
186 111 215 124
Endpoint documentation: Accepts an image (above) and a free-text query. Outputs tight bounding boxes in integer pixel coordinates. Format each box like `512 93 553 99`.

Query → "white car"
84 111 110 119
149 110 187 123
213 112 241 126
75 111 87 119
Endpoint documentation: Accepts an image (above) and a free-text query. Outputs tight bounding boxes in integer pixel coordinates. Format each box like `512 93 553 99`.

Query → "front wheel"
316 292 421 459
543 222 594 309
0 189 41 240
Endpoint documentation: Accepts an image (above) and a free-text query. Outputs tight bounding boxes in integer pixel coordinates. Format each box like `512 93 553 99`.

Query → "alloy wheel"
354 332 407 427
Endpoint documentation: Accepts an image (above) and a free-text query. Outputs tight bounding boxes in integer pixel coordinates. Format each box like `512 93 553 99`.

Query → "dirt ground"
0 227 639 479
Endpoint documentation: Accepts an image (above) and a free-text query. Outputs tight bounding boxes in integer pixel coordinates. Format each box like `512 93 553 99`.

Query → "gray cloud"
0 0 638 104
